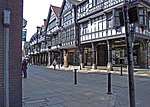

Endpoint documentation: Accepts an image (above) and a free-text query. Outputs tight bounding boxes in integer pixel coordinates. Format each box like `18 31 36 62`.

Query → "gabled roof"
51 5 61 18
59 0 81 16
45 4 61 31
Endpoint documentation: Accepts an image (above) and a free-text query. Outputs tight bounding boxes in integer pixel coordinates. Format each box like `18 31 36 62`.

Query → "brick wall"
0 0 23 107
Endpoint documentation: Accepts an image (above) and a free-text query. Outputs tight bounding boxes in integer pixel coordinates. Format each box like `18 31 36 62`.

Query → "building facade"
77 0 150 69
0 0 23 107
27 0 150 69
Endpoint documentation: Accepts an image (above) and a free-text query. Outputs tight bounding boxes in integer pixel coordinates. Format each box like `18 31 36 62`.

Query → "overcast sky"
23 0 63 41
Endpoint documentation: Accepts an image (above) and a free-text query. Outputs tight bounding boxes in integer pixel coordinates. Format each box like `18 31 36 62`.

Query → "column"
107 40 113 71
33 55 35 64
140 40 148 68
44 53 47 66
63 50 69 67
39 54 41 65
47 52 52 66
80 46 84 68
46 53 48 66
43 53 46 65
92 43 97 69
41 54 43 65
59 50 63 67
35 55 37 65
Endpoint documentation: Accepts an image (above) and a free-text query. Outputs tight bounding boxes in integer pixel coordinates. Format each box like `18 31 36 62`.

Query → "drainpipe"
3 10 11 107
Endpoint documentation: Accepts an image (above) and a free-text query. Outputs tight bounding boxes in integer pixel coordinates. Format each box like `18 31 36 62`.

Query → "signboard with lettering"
22 29 27 41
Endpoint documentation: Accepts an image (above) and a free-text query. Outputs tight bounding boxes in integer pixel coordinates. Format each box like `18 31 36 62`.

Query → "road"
23 65 150 107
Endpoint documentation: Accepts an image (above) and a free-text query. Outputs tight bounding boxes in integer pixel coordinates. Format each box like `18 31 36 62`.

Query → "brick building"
0 0 23 107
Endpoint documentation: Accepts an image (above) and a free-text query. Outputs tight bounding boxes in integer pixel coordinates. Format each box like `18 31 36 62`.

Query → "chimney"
36 26 40 32
44 19 47 29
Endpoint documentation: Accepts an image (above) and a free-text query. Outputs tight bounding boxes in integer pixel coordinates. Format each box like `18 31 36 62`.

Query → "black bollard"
120 64 123 76
74 69 77 85
107 72 112 95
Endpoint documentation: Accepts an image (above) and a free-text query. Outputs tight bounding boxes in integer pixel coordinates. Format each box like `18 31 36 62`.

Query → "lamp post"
123 3 136 107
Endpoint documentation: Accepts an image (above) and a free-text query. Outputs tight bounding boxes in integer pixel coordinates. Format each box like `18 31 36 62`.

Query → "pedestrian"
22 59 28 78
52 59 57 70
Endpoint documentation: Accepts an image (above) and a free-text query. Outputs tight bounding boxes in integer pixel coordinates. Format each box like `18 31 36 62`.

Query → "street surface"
22 65 150 107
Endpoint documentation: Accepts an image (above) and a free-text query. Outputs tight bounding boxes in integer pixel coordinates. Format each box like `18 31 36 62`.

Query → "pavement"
22 65 150 107
48 64 150 77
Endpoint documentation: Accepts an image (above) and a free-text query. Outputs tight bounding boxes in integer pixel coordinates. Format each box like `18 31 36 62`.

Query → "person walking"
52 59 57 70
22 59 28 78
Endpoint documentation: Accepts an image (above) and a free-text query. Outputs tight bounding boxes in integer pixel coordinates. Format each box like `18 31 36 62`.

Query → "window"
98 22 102 30
106 12 113 28
66 29 70 42
64 13 72 22
62 32 66 43
70 27 74 40
97 0 103 5
103 20 106 29
48 20 56 30
91 19 97 32
82 22 89 34
139 7 147 26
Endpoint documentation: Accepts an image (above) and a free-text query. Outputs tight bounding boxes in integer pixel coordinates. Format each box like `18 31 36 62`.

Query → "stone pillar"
46 53 48 66
45 53 47 66
47 52 51 66
92 43 97 69
31 55 33 64
35 55 37 65
80 46 84 68
32 55 34 64
63 50 69 67
39 54 41 65
38 54 40 65
140 41 148 68
33 55 36 65
107 40 113 71
60 50 63 66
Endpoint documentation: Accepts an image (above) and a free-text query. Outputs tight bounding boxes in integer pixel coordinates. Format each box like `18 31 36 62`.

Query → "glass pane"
108 30 111 36
139 16 144 24
103 20 106 29
89 34 91 39
139 9 144 15
99 32 102 37
98 22 102 30
96 32 98 38
103 31 106 37
112 29 116 35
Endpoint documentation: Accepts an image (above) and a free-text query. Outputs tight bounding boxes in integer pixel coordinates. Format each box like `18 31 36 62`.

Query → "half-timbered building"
28 0 150 69
58 0 81 67
29 24 47 65
77 0 150 69
45 5 61 66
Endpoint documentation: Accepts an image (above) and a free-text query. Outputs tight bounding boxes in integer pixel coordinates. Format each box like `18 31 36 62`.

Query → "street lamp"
123 2 137 107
